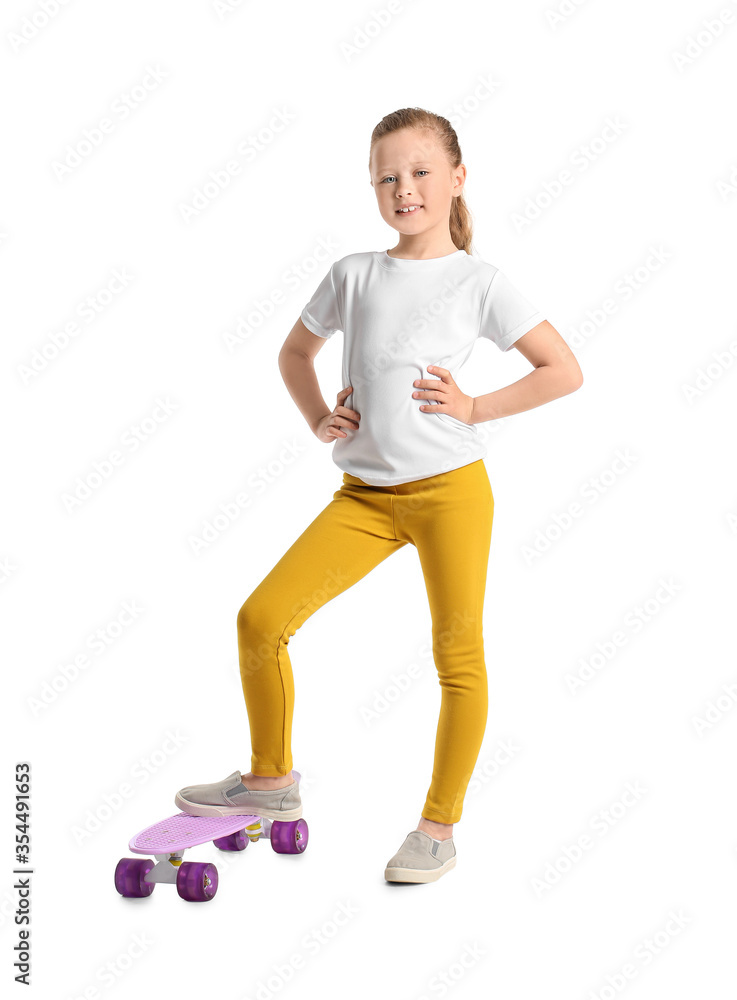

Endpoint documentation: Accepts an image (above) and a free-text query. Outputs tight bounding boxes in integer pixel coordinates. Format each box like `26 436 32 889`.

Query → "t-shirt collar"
377 249 467 270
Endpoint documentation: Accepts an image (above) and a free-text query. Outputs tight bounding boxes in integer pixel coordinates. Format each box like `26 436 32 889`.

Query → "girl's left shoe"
384 830 456 883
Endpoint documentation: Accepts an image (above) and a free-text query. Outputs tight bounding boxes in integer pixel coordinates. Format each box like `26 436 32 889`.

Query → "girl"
175 107 583 883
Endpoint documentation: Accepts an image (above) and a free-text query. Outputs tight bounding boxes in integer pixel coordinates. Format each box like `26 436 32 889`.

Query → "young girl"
175 107 583 883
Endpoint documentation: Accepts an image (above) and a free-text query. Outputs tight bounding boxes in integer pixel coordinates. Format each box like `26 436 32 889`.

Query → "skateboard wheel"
270 818 309 855
114 858 155 898
176 861 218 902
213 829 248 852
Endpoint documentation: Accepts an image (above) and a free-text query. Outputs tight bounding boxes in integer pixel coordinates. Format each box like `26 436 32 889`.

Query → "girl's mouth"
396 206 423 214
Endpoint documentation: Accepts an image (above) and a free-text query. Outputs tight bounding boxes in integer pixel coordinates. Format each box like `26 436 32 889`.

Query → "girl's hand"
413 365 475 424
314 386 360 442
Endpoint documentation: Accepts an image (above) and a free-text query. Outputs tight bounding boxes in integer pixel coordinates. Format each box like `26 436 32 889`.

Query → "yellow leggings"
236 458 493 824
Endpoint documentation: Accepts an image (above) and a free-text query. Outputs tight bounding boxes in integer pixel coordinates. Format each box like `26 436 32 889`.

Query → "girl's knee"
237 592 289 646
237 594 269 637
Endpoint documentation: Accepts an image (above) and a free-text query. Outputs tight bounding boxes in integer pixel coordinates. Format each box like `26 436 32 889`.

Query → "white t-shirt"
300 248 545 486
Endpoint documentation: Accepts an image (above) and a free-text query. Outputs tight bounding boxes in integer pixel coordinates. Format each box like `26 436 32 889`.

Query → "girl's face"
370 128 465 242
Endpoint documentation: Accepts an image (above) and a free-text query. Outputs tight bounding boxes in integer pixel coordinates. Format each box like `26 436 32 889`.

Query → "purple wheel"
115 858 155 897
270 818 309 854
214 829 248 851
176 861 218 902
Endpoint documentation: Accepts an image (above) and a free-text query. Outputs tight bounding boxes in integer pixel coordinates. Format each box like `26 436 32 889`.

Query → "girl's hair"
369 107 473 254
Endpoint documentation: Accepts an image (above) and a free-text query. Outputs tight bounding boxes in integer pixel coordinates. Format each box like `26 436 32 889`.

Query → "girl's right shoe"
174 769 302 821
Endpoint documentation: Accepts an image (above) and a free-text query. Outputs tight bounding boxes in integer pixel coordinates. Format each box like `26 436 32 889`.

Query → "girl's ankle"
243 772 293 787
417 817 453 840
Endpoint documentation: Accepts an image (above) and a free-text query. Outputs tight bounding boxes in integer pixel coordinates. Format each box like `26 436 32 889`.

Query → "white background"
3 0 736 997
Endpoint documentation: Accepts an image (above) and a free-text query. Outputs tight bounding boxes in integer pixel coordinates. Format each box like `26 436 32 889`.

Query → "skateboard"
114 770 308 902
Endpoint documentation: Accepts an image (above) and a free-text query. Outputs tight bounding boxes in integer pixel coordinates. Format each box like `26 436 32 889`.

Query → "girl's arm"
278 317 334 434
470 320 582 424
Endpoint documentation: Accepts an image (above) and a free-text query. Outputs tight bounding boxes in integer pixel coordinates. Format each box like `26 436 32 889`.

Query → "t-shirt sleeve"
478 268 546 352
300 263 342 339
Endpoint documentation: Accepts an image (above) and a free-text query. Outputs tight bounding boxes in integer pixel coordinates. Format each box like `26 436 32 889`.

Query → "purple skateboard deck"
129 812 261 855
